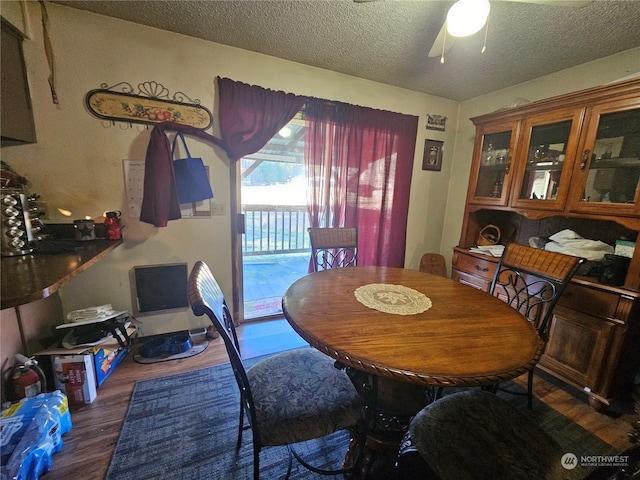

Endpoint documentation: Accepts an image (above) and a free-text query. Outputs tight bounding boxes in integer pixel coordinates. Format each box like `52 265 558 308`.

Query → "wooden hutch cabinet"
453 78 640 411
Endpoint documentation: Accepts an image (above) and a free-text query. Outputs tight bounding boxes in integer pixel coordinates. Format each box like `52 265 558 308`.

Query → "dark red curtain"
304 98 418 267
217 77 305 161
217 77 418 267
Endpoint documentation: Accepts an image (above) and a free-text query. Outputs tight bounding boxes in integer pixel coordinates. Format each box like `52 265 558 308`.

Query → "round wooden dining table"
282 266 543 477
282 266 543 389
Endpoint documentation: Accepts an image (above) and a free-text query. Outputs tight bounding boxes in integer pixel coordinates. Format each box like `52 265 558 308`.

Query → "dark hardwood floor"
41 318 634 480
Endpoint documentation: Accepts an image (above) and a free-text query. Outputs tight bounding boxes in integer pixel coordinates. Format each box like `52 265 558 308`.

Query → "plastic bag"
544 229 614 261
1 391 72 480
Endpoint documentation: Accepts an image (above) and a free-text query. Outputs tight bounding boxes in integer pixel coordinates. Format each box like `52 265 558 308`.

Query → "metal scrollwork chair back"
308 227 358 271
490 243 584 409
188 261 365 480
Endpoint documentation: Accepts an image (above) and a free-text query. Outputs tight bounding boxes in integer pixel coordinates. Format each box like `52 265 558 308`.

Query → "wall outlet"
211 202 226 216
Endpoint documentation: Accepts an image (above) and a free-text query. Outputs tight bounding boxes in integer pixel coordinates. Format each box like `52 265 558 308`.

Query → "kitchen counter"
1 239 122 309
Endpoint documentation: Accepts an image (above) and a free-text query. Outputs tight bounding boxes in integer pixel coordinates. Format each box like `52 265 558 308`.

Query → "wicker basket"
477 225 501 246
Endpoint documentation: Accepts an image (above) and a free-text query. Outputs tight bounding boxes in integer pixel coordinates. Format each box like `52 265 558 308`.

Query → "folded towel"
545 229 613 261
67 304 114 322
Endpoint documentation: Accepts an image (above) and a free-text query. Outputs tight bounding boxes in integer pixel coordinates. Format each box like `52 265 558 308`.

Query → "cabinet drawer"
453 252 497 281
452 269 492 292
557 283 618 318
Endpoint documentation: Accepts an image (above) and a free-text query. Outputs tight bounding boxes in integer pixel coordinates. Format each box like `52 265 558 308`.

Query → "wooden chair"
397 390 585 480
188 261 365 480
419 253 447 277
432 244 582 406
308 227 358 271
490 243 584 409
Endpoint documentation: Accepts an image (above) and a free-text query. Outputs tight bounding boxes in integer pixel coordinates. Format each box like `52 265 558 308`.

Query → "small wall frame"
422 139 444 171
426 114 447 132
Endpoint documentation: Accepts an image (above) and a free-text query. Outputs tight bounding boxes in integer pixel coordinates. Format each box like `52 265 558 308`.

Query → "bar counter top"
1 239 122 309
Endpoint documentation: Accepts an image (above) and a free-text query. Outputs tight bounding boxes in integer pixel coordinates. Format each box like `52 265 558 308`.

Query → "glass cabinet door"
568 101 640 216
511 109 582 211
469 123 515 206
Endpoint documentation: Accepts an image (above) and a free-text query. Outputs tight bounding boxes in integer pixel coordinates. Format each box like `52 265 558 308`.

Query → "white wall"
1 3 459 336
441 48 640 261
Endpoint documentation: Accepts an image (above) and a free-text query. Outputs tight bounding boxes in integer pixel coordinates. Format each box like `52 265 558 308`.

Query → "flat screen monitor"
133 263 188 313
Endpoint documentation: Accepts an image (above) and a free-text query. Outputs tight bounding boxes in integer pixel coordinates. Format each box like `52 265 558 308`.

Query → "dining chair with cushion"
431 243 583 406
308 227 358 271
419 253 447 277
397 390 585 480
489 242 584 409
188 261 365 480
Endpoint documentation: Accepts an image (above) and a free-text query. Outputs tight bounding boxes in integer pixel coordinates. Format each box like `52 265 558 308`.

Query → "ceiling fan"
356 0 593 62
427 0 593 61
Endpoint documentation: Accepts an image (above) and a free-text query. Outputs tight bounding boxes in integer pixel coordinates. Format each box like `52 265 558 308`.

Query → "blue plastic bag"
1 391 72 480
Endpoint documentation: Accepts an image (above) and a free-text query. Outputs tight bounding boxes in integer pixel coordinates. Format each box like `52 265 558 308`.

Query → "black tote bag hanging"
171 132 214 204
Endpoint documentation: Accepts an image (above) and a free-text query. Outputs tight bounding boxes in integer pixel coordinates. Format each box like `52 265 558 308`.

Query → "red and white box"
52 355 97 407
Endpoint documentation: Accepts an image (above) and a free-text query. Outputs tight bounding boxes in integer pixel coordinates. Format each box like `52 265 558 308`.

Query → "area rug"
106 356 618 480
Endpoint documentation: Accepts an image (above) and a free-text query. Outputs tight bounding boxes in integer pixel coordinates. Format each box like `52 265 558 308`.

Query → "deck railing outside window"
242 204 311 255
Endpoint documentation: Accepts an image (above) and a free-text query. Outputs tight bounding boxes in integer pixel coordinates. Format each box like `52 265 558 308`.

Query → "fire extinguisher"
9 354 47 401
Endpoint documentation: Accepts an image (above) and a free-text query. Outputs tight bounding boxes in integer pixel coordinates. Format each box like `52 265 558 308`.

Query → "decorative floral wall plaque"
85 81 213 129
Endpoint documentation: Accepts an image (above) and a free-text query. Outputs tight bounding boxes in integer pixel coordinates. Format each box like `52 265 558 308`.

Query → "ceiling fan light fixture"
446 0 491 38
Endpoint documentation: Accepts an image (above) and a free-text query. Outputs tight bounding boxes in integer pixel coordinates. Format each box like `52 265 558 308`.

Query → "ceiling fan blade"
503 0 593 8
428 21 456 58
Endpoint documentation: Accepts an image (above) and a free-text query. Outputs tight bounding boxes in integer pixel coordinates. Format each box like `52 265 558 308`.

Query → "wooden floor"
41 318 634 480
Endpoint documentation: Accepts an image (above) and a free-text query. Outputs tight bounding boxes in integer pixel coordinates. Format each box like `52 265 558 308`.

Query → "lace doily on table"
354 283 432 315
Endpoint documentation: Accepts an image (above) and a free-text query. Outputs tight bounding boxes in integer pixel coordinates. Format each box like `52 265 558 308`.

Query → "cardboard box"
36 326 134 407
52 354 97 406
614 240 636 258
93 341 128 387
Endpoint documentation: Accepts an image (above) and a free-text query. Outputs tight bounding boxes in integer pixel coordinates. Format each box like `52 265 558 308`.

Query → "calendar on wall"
123 160 145 218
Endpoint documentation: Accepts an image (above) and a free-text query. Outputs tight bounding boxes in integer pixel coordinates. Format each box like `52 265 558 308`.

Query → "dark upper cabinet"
1 18 36 147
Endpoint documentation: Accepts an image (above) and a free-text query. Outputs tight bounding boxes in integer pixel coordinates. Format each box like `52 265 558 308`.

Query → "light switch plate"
211 203 226 216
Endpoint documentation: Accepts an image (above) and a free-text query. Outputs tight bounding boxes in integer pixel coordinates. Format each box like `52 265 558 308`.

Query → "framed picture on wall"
422 139 443 171
426 114 447 132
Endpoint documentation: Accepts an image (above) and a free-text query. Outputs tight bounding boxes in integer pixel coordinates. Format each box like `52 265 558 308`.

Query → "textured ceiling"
53 0 640 101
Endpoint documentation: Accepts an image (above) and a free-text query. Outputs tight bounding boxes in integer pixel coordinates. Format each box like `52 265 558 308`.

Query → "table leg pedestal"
345 370 432 479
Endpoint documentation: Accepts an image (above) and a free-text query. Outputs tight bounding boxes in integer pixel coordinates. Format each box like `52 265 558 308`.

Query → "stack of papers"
58 304 127 328
67 304 116 322
469 245 505 257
